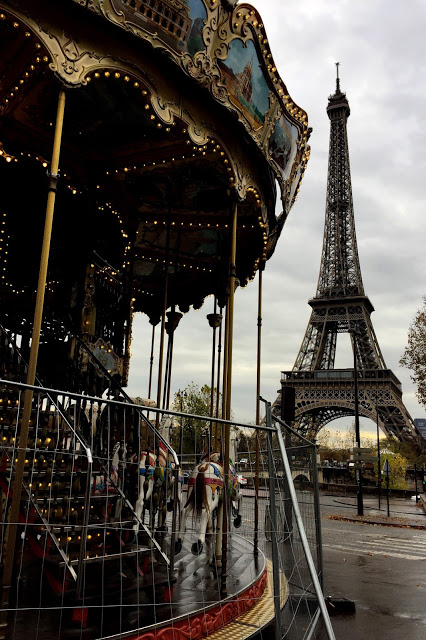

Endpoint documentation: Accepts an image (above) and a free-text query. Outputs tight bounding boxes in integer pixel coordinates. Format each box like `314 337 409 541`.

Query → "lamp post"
375 394 382 509
348 328 364 516
383 459 391 517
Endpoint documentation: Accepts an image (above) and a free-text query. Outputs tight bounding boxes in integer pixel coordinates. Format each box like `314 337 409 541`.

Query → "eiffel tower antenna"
335 61 340 93
275 76 421 447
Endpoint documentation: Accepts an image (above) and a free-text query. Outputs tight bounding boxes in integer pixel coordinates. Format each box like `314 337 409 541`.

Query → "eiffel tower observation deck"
276 67 421 447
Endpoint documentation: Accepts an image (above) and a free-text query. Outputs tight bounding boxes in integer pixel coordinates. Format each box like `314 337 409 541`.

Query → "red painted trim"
72 606 89 627
125 568 268 640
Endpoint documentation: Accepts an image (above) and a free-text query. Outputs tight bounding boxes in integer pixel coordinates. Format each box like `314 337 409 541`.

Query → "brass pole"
0 89 66 636
221 303 229 423
210 298 217 432
225 203 238 421
214 309 223 449
221 201 237 596
166 331 174 410
155 198 171 426
147 324 156 399
162 333 172 410
254 264 263 555
156 289 168 425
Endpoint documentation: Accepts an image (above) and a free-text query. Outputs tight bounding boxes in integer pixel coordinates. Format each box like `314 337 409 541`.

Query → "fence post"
311 441 324 589
275 422 336 640
265 401 282 640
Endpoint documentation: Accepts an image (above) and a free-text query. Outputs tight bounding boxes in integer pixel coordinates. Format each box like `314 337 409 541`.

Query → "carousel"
0 1 311 638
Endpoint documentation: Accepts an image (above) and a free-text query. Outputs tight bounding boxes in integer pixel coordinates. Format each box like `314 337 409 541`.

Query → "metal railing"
0 376 335 640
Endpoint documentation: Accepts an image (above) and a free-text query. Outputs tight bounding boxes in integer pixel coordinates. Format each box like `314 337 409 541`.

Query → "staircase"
0 323 178 622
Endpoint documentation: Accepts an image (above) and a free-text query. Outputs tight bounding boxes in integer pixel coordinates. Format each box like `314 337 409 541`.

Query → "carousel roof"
0 0 310 323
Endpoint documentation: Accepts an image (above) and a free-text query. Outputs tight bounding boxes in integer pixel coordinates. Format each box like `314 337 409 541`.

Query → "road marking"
323 543 426 561
358 540 426 552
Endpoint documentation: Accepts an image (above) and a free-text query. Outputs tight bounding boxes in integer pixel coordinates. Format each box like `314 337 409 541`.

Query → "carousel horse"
133 448 157 534
152 440 184 531
157 415 183 516
133 442 183 535
175 452 243 556
91 441 124 494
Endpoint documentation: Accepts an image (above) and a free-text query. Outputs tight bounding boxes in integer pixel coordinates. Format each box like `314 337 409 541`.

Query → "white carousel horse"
175 453 243 556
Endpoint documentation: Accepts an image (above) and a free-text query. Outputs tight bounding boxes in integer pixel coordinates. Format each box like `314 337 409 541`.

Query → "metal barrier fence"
0 378 334 640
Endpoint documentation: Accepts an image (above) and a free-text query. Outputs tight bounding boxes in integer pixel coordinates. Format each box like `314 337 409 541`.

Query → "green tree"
171 383 225 460
375 452 409 490
400 296 426 408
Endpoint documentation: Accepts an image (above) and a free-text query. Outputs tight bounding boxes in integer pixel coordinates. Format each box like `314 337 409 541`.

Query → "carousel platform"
109 534 288 640
6 533 288 640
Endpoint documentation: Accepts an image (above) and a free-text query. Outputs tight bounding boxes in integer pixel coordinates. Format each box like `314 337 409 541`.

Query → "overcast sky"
127 0 426 439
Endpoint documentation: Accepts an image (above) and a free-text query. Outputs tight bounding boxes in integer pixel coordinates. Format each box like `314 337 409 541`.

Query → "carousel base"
115 535 289 640
5 535 288 640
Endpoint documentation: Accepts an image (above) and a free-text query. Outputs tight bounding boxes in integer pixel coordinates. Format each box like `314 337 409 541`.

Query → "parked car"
237 474 247 485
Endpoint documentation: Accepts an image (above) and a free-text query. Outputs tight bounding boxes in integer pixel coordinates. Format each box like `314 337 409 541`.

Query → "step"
52 544 152 566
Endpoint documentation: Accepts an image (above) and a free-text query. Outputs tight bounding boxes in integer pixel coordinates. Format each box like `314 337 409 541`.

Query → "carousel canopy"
0 0 310 326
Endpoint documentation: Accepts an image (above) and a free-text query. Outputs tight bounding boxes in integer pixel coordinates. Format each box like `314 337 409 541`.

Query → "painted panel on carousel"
269 114 299 180
113 0 207 56
217 38 269 131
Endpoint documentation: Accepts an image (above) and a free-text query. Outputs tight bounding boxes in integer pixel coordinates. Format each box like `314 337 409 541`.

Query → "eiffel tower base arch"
274 369 422 453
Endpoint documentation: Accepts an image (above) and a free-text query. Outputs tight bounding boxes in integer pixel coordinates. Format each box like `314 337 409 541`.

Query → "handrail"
0 324 92 463
74 335 180 467
0 376 169 566
0 451 78 581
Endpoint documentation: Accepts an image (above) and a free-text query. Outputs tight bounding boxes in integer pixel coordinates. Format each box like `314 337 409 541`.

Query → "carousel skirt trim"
124 570 268 640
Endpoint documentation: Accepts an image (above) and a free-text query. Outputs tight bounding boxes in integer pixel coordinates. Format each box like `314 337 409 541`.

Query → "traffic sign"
350 454 376 462
382 459 392 475
350 446 376 462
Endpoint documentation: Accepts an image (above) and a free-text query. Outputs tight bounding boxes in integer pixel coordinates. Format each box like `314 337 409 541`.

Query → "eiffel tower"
276 67 420 446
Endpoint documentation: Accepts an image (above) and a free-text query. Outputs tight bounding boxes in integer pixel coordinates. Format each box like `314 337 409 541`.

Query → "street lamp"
383 458 391 517
348 327 364 516
375 393 382 509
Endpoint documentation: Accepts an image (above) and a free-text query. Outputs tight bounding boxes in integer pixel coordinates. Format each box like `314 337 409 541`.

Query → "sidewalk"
327 494 426 529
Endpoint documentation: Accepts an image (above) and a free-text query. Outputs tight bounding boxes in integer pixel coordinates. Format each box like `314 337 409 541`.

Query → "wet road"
318 494 426 640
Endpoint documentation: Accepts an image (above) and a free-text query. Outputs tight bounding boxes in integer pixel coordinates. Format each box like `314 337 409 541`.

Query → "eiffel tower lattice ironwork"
275 69 420 446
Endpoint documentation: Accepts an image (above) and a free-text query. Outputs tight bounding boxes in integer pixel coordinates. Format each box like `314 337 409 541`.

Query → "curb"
328 514 426 530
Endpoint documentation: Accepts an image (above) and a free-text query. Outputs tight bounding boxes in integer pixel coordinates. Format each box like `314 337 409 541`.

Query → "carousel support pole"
156 196 171 427
148 324 156 400
0 89 66 637
163 310 182 412
254 264 264 556
166 331 174 410
156 306 167 429
210 298 217 436
220 202 237 597
207 301 222 450
214 308 223 444
219 301 230 457
162 331 172 410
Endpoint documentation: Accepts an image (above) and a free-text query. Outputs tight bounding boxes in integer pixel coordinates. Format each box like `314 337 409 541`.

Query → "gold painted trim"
205 559 289 640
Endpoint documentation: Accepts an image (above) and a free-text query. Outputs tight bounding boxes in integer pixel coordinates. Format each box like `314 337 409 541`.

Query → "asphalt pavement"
317 493 426 640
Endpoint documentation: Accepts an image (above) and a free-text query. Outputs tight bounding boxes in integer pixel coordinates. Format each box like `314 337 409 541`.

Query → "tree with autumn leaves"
400 296 426 409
